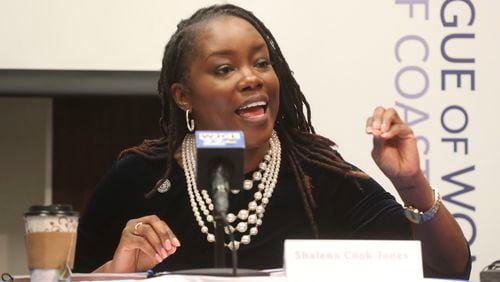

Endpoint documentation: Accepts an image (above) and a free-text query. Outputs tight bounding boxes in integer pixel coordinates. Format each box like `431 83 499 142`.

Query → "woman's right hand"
98 215 181 273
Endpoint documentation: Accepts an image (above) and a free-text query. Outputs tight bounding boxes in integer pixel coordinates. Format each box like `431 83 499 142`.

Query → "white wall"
1 0 499 280
0 98 52 275
0 0 220 70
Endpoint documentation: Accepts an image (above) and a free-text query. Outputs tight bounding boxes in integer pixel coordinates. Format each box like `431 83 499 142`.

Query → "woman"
74 4 470 278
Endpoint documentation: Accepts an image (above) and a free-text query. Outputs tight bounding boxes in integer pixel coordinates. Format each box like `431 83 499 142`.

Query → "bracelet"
403 188 441 224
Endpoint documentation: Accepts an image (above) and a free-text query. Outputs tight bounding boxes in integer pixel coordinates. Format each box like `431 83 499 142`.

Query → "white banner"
240 1 499 279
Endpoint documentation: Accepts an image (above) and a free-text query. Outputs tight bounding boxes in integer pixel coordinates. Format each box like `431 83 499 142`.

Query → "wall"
0 98 52 274
0 0 498 279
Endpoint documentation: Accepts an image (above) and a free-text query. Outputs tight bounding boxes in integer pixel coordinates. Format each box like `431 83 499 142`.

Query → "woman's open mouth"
235 101 268 119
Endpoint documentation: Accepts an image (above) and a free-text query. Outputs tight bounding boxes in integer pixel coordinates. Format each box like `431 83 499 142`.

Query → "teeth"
239 101 267 110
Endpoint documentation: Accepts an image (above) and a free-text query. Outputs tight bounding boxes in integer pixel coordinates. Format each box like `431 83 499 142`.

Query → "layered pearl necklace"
181 131 281 250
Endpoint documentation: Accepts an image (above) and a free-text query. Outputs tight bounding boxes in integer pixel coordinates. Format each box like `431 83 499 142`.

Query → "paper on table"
13 272 147 281
147 274 286 282
144 269 284 282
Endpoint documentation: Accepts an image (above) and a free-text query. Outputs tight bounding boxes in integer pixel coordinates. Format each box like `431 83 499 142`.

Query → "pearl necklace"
181 131 281 250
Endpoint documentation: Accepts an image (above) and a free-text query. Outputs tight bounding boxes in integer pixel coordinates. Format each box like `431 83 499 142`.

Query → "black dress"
74 153 470 279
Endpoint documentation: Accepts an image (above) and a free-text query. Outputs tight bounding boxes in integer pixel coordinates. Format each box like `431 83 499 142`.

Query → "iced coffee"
24 205 78 282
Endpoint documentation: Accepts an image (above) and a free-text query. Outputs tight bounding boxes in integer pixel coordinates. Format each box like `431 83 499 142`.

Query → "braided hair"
120 4 366 237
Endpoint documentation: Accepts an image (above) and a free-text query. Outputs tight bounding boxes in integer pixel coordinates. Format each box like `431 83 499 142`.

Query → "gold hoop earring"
186 109 195 132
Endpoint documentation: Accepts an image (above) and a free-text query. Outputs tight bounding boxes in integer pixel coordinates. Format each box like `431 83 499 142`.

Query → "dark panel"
52 96 162 214
0 69 159 97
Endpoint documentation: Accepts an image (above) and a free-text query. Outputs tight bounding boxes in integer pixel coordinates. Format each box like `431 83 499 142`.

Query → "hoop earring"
186 109 195 132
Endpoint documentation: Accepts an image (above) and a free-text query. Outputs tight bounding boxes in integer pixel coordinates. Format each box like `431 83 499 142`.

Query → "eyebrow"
205 42 267 61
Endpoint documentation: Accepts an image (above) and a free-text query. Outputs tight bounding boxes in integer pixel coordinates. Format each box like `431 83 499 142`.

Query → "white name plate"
284 239 423 281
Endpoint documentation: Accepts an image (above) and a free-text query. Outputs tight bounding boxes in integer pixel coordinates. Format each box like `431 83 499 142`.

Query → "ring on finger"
133 222 144 235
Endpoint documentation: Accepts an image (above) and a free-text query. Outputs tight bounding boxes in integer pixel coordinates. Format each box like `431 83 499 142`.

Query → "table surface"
11 272 471 282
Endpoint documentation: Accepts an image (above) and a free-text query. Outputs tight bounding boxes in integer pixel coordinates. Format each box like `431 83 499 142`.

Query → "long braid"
277 126 320 238
120 4 366 237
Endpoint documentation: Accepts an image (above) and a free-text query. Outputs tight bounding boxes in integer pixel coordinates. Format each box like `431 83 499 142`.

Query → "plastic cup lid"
24 204 79 217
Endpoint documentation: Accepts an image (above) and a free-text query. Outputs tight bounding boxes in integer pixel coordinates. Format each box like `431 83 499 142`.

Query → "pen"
147 269 171 278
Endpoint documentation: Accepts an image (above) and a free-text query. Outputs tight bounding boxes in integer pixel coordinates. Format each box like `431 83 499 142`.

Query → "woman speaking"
74 4 470 279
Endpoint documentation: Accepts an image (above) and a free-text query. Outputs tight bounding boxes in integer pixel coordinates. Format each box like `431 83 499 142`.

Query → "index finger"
370 106 386 130
142 215 181 248
380 108 401 133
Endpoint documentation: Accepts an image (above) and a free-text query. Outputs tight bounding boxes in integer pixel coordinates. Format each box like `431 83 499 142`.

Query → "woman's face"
176 15 280 150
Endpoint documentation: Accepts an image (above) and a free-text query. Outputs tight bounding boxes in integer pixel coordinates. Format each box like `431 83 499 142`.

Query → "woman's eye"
214 65 233 75
255 58 271 68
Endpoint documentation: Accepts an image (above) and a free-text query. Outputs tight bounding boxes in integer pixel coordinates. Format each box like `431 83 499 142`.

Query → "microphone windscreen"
195 131 245 191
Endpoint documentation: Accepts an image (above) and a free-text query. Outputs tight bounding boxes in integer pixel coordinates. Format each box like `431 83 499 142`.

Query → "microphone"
195 130 245 201
195 130 245 268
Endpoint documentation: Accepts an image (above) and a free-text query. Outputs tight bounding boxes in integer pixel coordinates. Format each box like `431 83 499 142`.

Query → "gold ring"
133 222 143 235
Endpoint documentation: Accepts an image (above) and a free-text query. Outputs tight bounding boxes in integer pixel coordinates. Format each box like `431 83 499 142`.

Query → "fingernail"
164 239 172 251
381 132 389 137
173 237 181 247
161 248 168 258
169 247 177 255
155 253 163 263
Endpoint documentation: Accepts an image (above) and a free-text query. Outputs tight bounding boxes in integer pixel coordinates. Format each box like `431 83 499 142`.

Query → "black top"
74 153 470 279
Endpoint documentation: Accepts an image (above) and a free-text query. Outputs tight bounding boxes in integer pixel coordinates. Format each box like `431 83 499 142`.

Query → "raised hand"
365 106 434 209
365 106 421 185
365 108 470 276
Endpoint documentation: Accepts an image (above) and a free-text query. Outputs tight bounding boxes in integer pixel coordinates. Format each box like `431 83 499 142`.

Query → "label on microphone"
195 131 245 148
195 130 245 191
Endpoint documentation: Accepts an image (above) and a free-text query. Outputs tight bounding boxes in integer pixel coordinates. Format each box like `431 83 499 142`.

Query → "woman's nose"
237 68 264 92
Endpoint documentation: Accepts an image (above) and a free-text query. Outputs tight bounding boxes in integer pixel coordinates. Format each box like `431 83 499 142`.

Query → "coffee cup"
24 205 78 282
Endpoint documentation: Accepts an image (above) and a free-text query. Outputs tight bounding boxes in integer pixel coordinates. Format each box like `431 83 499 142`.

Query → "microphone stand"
162 164 268 277
211 165 229 270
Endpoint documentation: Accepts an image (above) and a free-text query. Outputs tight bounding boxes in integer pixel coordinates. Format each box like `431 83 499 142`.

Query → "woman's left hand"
365 107 470 277
365 106 421 187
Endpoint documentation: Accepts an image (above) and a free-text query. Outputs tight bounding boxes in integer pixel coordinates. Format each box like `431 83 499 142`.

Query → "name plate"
284 240 423 281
